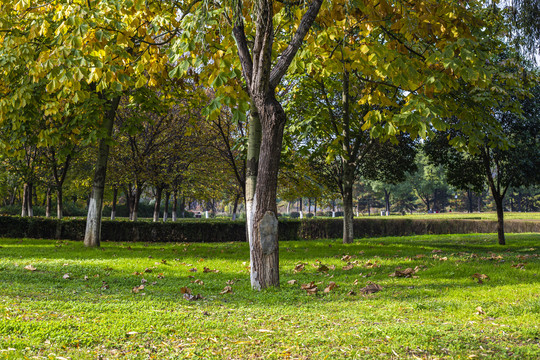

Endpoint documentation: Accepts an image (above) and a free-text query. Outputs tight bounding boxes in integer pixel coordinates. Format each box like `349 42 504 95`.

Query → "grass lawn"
0 234 538 359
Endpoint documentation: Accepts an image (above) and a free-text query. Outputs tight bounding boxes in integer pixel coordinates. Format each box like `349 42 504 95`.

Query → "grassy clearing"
0 234 538 359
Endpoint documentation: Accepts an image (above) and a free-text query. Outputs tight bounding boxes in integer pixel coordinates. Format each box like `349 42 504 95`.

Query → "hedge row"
1 215 538 242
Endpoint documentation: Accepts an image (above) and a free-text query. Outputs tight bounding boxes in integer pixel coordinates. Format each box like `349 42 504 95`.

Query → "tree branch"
269 0 324 88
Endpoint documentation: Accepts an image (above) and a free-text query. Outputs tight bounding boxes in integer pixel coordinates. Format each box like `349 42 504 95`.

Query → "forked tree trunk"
249 95 285 290
84 96 120 247
111 187 117 220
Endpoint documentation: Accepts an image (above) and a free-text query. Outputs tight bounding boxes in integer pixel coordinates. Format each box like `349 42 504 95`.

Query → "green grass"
0 234 538 359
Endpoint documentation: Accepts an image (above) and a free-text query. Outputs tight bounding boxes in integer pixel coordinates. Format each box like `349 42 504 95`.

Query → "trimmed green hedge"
0 215 538 242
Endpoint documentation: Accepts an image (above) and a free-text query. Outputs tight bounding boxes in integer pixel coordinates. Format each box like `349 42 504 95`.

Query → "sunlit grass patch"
0 234 538 359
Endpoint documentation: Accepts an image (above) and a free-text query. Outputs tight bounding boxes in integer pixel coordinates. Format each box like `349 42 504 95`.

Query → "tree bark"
299 197 303 218
249 94 285 290
45 187 51 218
56 186 63 219
494 195 506 245
245 103 261 247
232 193 240 221
163 190 170 222
342 164 355 244
172 190 178 222
27 182 33 217
384 189 391 215
153 186 163 222
21 183 28 217
84 96 120 247
111 187 118 220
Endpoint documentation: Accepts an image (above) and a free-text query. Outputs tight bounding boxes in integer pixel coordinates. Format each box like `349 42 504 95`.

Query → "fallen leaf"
256 329 274 333
476 306 485 315
157 273 164 279
144 268 152 273
24 265 36 271
359 282 382 294
141 278 147 284
101 282 109 290
439 257 448 261
341 255 352 262
287 279 297 285
63 273 70 280
226 280 235 285
132 285 145 293
180 287 192 294
317 264 329 272
161 259 167 264
203 267 219 273
183 293 203 301
220 286 233 294
353 279 359 285
189 268 198 272
347 290 356 296
324 281 338 293
432 249 443 253
472 273 490 284
126 331 138 335
83 275 88 281
389 267 417 278
328 264 336 270
415 254 425 259
512 263 526 269
293 263 305 273
342 263 354 271
193 279 204 285
364 261 379 269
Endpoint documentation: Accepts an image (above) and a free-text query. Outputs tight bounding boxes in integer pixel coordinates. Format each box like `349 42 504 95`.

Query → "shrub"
290 212 300 219
306 213 314 218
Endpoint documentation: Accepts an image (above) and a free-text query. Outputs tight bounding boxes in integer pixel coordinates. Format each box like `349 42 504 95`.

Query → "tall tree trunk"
384 189 390 215
21 183 28 217
172 190 178 222
163 190 170 222
314 198 317 215
299 197 303 218
27 182 33 217
111 187 117 220
342 163 355 244
249 95 285 290
153 186 163 222
245 104 261 250
467 189 473 213
180 196 185 218
494 195 506 245
133 188 141 221
84 96 120 247
232 193 240 221
45 187 51 218
56 186 63 219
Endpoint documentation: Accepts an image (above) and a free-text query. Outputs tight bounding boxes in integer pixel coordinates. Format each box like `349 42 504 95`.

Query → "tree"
426 85 540 244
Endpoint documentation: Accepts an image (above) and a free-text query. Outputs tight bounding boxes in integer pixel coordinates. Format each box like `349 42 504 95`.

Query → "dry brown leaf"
328 264 336 270
512 263 526 269
301 281 318 295
317 264 329 272
287 280 297 285
439 257 448 261
364 262 379 269
432 249 443 253
157 273 164 279
144 268 152 273
220 286 233 294
353 279 359 285
189 268 198 272
347 290 356 296
415 254 425 259
203 267 219 273
389 267 416 278
62 273 70 280
476 306 485 315
359 282 382 294
472 273 490 284
180 287 192 294
101 282 109 290
24 265 36 271
342 263 354 271
183 293 203 301
341 255 352 262
323 281 338 293
226 280 235 285
193 279 204 285
132 285 145 293
293 263 305 273
83 275 88 281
